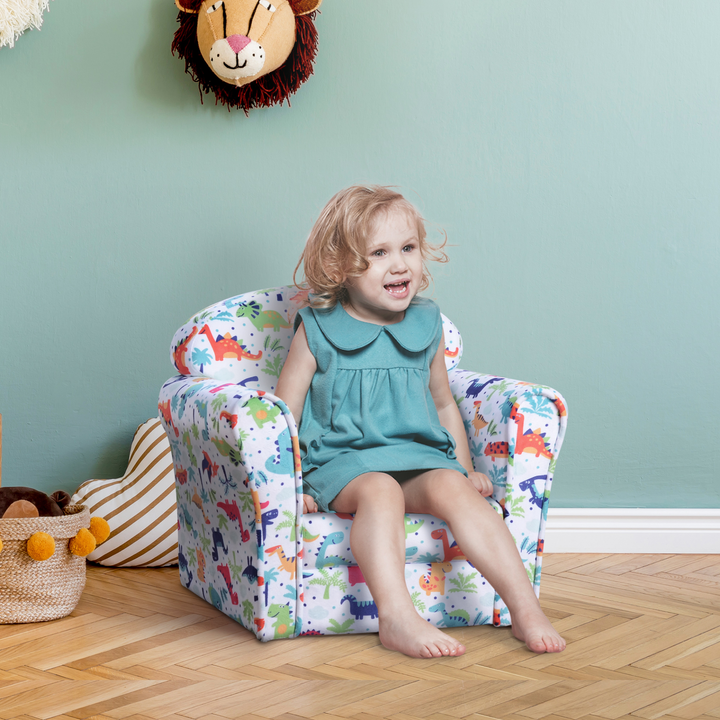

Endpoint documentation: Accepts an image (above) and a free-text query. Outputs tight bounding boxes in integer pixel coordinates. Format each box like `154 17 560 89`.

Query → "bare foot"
379 611 466 658
511 606 566 653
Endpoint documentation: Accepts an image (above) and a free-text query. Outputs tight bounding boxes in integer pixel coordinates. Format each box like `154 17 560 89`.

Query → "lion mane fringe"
172 1 319 113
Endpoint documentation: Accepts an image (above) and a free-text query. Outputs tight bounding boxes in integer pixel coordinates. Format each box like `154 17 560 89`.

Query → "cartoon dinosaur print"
191 490 210 524
197 548 207 583
429 602 470 627
266 545 298 579
511 405 554 459
466 377 503 399
519 475 549 510
158 400 179 437
219 410 239 428
554 397 568 417
472 401 489 436
175 466 188 485
250 488 278 544
342 594 379 620
404 516 425 538
201 451 219 484
244 395 281 428
267 603 294 638
316 531 352 568
485 441 509 462
348 565 366 586
236 301 291 332
444 346 460 358
242 555 258 584
217 563 239 605
419 562 453 596
211 528 228 562
217 499 250 542
174 326 198 375
199 324 262 361
431 529 467 562
265 427 294 474
178 549 193 588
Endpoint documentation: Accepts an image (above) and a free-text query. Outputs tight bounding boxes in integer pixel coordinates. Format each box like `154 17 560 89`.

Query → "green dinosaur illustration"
244 396 281 428
267 603 294 639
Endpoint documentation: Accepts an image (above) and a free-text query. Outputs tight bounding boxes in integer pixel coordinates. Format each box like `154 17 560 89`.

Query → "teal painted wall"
1 1 718 508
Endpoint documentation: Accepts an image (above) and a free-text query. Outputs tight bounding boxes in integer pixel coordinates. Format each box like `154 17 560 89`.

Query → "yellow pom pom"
69 527 97 557
89 516 110 545
27 532 55 561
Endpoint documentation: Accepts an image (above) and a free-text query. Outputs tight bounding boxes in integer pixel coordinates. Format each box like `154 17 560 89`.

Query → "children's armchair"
158 286 568 641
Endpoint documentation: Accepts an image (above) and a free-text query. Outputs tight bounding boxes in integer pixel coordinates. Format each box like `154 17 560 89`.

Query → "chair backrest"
169 285 463 392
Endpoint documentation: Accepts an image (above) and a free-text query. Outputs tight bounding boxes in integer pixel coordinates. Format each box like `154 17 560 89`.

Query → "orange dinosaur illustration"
419 562 453 596
431 529 467 562
472 401 489 436
191 490 211 524
485 442 509 462
511 405 554 460
554 397 568 417
158 399 179 437
174 326 198 375
199 324 262 362
266 545 298 579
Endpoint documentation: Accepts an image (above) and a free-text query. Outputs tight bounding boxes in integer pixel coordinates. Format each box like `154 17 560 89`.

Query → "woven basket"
0 505 90 623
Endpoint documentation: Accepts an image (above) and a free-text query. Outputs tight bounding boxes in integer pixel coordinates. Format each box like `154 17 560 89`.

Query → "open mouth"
384 281 409 296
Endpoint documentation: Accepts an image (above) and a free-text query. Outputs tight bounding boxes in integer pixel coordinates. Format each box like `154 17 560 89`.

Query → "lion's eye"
207 1 223 13
258 0 276 11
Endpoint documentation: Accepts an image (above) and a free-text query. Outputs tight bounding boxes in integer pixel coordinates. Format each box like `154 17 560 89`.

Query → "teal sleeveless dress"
296 297 467 512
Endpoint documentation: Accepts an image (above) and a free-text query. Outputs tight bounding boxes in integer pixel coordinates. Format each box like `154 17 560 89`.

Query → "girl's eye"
403 244 416 252
371 249 385 257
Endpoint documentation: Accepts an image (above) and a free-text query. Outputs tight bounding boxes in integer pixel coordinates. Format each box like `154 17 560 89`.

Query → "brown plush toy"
0 487 110 561
172 0 323 112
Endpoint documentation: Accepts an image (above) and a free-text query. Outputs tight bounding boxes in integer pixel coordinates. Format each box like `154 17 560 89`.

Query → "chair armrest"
448 369 568 599
159 375 303 641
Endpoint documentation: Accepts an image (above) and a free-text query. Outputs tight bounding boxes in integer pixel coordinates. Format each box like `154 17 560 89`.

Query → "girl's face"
344 206 423 325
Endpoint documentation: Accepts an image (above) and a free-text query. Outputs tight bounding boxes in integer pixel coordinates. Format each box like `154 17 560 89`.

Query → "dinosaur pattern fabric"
159 286 568 641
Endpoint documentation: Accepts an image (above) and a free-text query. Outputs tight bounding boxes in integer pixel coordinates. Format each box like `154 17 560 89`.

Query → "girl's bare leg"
402 469 565 654
331 472 466 658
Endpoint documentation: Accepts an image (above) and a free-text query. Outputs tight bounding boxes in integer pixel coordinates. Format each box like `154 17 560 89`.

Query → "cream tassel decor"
0 0 53 49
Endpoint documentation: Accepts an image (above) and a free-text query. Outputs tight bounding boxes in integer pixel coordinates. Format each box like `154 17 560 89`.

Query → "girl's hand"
468 472 493 497
302 494 318 514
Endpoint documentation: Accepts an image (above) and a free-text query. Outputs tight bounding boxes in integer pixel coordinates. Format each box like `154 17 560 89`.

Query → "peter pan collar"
312 296 439 352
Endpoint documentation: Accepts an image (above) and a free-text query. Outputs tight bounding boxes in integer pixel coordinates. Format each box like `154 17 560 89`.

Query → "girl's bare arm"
428 338 492 496
275 321 319 513
275 321 317 424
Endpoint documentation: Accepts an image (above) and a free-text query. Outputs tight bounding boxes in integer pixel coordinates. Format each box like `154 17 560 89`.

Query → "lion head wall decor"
172 0 322 112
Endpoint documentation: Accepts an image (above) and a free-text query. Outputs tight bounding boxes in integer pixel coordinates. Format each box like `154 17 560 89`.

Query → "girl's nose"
391 253 408 271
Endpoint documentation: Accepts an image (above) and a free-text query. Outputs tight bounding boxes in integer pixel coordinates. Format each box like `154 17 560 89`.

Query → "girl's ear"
288 0 322 16
175 0 200 13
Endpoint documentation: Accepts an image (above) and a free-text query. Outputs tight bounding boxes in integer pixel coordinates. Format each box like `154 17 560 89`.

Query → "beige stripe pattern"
71 418 178 567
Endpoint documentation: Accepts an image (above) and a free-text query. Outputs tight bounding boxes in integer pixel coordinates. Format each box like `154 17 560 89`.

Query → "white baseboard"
544 508 720 554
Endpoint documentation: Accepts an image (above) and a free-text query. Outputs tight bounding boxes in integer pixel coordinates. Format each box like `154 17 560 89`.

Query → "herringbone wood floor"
1 554 719 720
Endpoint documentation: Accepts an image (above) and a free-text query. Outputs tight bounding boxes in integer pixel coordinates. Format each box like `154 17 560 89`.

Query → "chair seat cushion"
302 501 502 570
71 418 178 567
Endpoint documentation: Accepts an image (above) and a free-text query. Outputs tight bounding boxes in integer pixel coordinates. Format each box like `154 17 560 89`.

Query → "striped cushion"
71 418 178 567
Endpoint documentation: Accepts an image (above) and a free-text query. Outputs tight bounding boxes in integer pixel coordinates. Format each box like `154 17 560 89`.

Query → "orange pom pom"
89 516 110 544
69 527 97 557
27 532 55 561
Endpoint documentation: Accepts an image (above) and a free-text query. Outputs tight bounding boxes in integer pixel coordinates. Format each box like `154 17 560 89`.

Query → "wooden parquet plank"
2 556 719 720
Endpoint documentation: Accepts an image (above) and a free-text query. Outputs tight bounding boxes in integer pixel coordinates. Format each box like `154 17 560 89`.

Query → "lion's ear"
175 0 200 13
288 0 322 16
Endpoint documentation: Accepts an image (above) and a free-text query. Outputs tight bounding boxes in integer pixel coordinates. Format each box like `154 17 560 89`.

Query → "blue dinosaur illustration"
242 555 258 584
316 531 352 568
341 594 379 620
211 527 228 562
429 602 470 627
265 427 294 474
465 377 502 399
194 398 210 440
178 548 193 588
518 475 548 510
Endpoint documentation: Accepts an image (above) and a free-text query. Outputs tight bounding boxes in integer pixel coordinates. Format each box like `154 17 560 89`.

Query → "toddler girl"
275 185 565 659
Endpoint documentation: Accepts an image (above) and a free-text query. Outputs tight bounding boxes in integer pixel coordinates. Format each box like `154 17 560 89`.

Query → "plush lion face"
173 0 322 111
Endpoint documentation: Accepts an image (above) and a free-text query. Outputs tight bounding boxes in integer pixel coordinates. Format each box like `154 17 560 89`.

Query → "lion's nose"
226 34 252 54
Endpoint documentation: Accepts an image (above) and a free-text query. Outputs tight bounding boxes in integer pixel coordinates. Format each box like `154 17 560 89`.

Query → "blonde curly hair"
294 185 448 308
